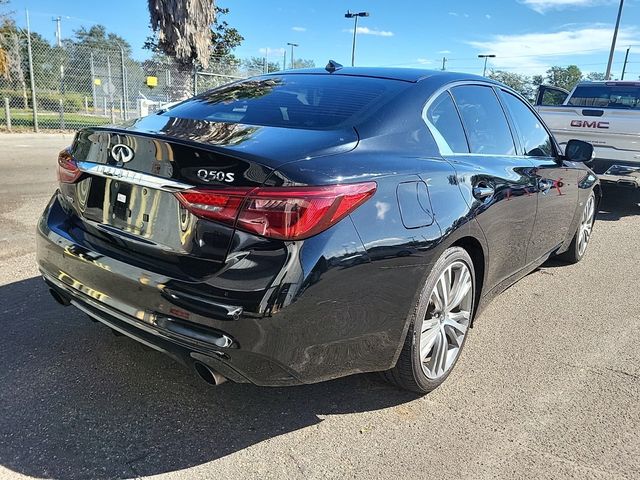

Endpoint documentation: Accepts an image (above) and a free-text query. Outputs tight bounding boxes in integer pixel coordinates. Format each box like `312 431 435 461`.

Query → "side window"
541 89 568 106
501 91 553 157
450 85 516 156
425 92 469 153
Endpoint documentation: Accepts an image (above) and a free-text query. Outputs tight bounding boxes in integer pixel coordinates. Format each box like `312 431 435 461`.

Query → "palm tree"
0 46 7 80
147 0 215 99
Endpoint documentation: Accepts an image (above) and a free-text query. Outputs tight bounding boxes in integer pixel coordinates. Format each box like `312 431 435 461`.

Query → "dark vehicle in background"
37 67 600 393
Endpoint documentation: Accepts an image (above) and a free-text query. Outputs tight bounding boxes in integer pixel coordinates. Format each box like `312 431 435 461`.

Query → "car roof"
264 67 490 85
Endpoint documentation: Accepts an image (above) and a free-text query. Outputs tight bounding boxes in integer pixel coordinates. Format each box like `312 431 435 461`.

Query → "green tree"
0 19 27 107
292 58 315 69
210 7 243 58
242 56 279 75
61 25 134 109
487 70 533 98
545 65 582 91
69 25 131 55
586 72 606 81
22 32 59 91
0 0 11 78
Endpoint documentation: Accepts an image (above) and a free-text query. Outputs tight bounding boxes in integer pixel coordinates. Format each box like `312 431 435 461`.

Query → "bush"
0 89 91 112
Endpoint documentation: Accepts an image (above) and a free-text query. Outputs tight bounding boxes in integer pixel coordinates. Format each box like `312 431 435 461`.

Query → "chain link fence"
0 30 262 132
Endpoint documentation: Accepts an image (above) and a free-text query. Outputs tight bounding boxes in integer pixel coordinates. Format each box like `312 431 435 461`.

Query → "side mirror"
564 139 594 163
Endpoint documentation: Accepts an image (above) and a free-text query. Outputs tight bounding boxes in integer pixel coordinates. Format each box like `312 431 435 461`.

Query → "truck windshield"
568 84 640 109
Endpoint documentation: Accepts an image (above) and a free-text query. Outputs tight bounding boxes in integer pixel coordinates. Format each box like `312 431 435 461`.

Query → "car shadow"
596 185 639 222
0 277 418 479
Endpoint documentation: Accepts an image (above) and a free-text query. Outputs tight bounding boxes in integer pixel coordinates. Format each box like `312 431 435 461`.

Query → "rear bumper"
36 192 406 386
43 271 257 384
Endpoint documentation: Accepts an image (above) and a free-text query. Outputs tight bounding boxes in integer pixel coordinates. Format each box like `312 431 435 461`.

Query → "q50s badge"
197 169 235 183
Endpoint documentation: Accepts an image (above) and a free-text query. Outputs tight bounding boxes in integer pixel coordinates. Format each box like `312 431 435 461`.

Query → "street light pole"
345 10 370 67
621 46 630 80
605 0 625 80
478 54 496 76
287 42 298 69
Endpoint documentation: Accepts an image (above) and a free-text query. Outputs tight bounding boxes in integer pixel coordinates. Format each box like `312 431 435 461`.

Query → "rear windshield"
162 74 408 129
568 84 640 109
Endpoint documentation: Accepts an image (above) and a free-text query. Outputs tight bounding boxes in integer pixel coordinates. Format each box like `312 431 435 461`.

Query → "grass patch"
1 109 113 131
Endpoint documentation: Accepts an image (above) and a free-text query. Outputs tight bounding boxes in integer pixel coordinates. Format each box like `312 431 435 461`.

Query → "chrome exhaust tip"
193 362 228 386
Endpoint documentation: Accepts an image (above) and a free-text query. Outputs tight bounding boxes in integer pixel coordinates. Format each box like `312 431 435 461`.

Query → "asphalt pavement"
0 133 638 480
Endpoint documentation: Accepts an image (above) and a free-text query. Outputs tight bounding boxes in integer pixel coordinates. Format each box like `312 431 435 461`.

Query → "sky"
6 0 640 79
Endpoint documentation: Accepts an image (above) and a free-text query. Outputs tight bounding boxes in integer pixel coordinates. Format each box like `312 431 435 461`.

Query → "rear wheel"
383 247 475 394
559 191 596 264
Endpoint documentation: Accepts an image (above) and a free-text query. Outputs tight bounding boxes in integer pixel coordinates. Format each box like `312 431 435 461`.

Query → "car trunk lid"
64 121 358 278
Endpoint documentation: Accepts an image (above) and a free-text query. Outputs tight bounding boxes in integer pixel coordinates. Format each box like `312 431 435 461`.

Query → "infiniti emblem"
111 144 134 163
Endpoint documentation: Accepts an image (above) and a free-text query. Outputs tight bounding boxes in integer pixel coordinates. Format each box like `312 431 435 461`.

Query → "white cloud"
438 50 452 54
467 25 640 74
343 27 394 37
520 0 614 13
416 58 432 65
292 26 306 32
258 47 286 57
448 12 458 16
485 14 492 19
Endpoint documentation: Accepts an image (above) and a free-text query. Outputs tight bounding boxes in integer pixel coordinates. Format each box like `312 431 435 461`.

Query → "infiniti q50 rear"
37 68 599 393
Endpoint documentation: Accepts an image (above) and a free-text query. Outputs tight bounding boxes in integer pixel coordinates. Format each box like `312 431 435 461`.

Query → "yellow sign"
146 76 158 88
94 78 101 86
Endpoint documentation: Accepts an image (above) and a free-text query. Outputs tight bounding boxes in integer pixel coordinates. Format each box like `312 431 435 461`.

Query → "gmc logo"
570 120 610 129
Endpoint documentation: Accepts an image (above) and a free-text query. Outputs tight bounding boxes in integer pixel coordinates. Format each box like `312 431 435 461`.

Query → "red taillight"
175 182 377 240
175 188 252 225
57 148 82 183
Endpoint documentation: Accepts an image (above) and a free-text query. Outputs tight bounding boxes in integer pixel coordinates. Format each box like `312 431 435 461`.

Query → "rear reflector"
57 148 82 183
175 182 377 240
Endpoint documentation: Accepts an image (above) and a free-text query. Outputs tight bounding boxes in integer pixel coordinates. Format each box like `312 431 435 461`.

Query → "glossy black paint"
36 69 599 386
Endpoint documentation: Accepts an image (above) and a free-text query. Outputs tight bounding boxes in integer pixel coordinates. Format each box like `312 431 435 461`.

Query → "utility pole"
621 46 630 80
52 16 65 95
53 16 62 47
25 10 38 132
120 47 127 119
441 57 447 71
287 42 298 69
605 0 625 80
90 52 97 113
478 54 496 77
345 10 370 67
283 50 287 71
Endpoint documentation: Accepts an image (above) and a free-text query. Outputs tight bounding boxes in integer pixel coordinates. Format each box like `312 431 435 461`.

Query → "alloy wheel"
420 260 473 379
578 193 595 257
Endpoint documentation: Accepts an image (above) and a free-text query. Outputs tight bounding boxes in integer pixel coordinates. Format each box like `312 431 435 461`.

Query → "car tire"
559 191 596 264
382 246 476 394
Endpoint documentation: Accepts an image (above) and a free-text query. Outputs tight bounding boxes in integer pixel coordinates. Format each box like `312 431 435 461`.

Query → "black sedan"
37 66 600 393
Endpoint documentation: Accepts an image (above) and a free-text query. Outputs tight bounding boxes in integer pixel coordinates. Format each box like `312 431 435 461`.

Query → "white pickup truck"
535 81 640 189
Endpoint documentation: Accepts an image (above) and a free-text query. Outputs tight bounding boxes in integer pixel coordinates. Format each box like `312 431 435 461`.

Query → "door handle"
472 183 494 200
